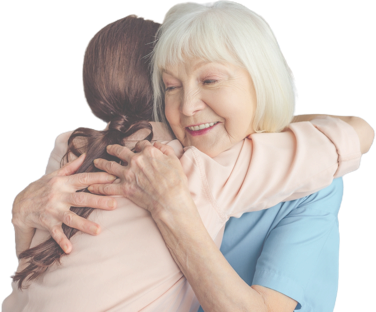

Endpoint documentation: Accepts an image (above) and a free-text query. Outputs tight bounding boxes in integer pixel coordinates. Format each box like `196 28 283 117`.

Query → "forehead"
162 58 235 77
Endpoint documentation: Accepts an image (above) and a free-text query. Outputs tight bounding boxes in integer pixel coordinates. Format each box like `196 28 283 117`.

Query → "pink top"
2 117 361 312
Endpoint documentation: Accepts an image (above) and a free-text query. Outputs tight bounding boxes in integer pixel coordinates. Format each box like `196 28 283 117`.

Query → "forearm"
292 114 374 154
292 114 350 123
12 191 35 258
93 141 297 310
153 207 267 312
12 218 35 258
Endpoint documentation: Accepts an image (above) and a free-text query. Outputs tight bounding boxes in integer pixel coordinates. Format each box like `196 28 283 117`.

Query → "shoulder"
49 131 72 158
293 178 344 216
249 180 344 311
55 130 74 144
55 130 88 148
50 130 77 166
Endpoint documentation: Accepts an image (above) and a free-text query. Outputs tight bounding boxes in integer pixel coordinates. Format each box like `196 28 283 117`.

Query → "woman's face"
162 58 257 157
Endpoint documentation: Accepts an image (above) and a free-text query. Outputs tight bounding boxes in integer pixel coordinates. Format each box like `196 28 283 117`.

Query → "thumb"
153 142 176 157
58 153 86 176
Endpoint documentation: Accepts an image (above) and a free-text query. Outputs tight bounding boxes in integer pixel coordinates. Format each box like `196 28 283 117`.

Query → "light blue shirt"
198 178 343 312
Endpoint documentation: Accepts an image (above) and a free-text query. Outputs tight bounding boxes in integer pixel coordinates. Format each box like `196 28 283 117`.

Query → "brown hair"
12 15 161 289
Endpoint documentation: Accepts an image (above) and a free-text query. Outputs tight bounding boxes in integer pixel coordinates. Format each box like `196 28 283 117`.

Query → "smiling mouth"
187 122 219 131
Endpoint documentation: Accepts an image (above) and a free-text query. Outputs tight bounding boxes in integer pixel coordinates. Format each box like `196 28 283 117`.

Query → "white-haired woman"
84 1 373 311
6 2 373 312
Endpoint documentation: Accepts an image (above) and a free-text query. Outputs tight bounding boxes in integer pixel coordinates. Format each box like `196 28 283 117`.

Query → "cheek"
227 104 254 137
164 100 186 140
164 99 179 126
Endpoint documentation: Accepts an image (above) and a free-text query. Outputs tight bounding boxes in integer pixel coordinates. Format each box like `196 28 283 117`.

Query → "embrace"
3 1 374 312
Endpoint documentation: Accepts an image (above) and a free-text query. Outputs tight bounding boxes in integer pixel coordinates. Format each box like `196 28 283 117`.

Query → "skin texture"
12 111 373 310
90 140 298 312
163 59 257 157
12 153 117 256
87 59 373 311
11 55 374 310
89 114 372 310
88 117 372 310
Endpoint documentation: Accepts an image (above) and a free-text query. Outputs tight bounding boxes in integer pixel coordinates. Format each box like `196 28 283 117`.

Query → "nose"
180 88 206 116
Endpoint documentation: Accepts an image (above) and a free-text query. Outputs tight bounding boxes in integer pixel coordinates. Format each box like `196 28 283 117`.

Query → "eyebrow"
162 60 225 77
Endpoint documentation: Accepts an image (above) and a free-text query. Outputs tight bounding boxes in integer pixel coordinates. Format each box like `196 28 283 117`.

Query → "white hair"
151 1 295 133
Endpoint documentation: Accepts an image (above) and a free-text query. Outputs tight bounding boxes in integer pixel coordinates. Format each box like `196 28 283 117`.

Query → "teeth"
188 122 218 131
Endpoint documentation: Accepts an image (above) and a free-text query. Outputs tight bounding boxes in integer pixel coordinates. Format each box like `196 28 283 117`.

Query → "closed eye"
203 79 218 85
165 86 178 92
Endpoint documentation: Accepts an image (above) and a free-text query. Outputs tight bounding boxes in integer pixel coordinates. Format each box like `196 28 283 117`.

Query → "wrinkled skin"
12 153 117 254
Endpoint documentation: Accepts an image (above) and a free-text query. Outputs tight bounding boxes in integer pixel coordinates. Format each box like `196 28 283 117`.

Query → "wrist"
154 209 265 312
12 208 34 235
14 224 36 257
151 200 205 248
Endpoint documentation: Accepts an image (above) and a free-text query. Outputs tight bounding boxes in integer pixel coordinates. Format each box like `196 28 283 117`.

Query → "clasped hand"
12 141 191 256
89 141 191 220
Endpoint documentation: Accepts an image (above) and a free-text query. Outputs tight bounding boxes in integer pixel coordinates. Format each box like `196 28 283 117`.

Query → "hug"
4 1 374 312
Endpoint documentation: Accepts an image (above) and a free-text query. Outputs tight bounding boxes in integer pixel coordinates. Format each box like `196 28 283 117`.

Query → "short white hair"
152 1 295 133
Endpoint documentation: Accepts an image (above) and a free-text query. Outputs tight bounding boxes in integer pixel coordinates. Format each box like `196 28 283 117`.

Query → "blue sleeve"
197 178 343 312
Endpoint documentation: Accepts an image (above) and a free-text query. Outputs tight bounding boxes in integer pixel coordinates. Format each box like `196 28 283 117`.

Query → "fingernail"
63 245 69 253
108 200 116 209
91 226 99 235
87 186 93 192
108 175 117 181
107 145 112 149
93 159 99 164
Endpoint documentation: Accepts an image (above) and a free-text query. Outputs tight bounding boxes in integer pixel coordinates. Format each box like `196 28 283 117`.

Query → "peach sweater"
2 117 361 312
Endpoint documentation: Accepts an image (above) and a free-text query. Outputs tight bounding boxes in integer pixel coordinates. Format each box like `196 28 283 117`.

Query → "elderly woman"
6 2 373 312
87 2 373 312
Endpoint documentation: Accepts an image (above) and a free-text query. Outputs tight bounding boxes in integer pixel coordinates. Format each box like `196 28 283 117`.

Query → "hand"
88 141 194 219
12 153 118 254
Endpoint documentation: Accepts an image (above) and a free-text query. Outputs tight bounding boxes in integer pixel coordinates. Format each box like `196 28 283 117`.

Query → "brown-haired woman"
4 15 174 311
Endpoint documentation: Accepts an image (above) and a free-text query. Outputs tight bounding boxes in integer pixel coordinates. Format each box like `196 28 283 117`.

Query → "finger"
153 142 176 157
56 153 86 177
69 171 117 189
68 191 117 210
134 140 152 152
49 225 73 254
61 211 101 235
88 183 123 196
93 158 124 177
106 144 134 163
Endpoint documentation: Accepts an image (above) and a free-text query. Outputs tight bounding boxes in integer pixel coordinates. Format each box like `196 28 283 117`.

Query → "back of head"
84 15 160 127
152 1 295 133
13 15 161 289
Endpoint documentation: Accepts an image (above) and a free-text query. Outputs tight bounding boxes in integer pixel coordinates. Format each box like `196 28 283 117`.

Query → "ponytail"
12 118 153 289
11 14 160 289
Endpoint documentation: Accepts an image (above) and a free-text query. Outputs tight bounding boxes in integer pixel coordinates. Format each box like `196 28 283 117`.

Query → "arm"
11 132 117 258
188 116 363 218
292 114 374 154
153 206 297 312
89 114 372 311
90 142 297 312
152 117 362 310
208 179 345 312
